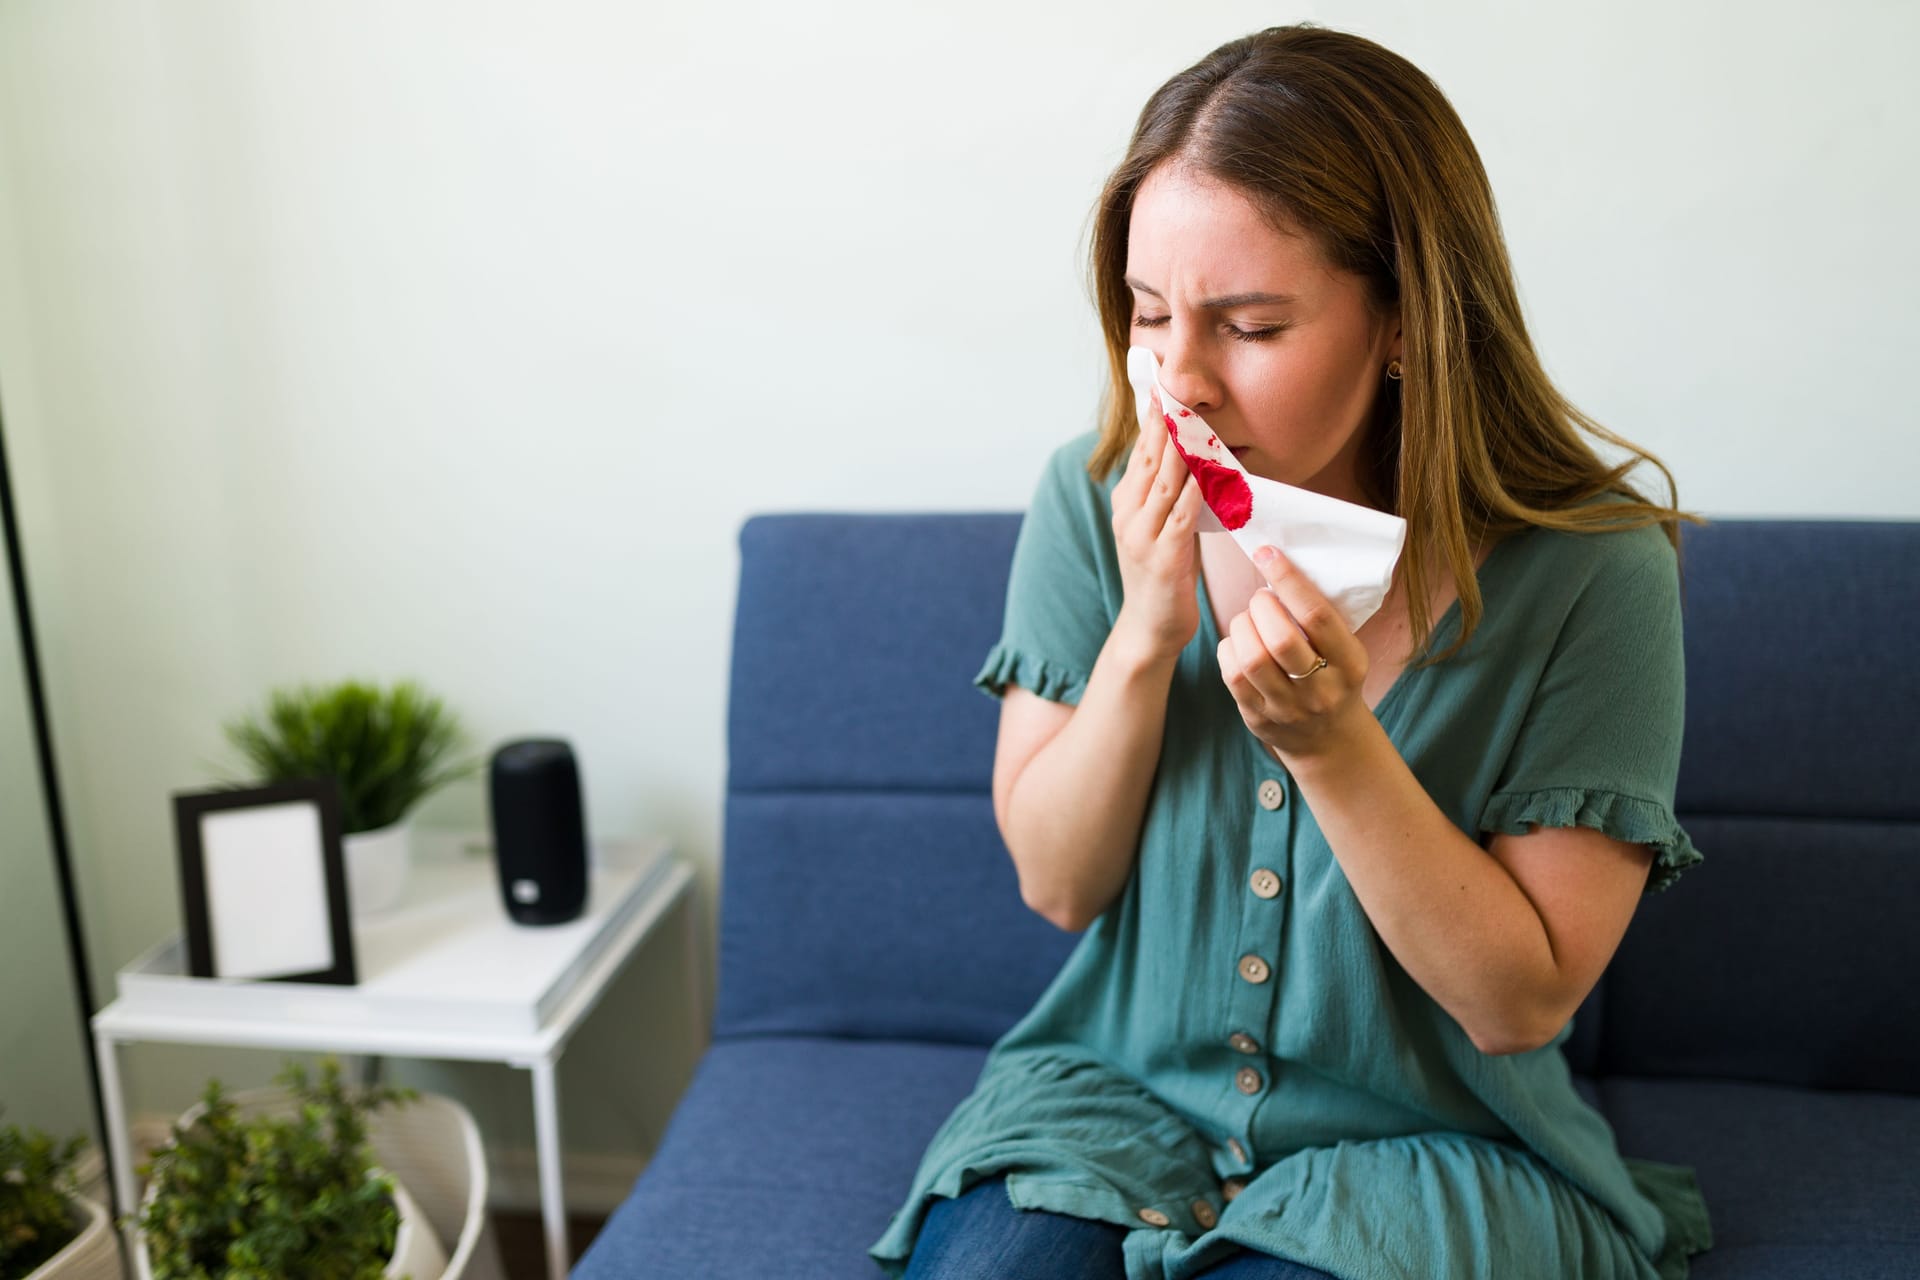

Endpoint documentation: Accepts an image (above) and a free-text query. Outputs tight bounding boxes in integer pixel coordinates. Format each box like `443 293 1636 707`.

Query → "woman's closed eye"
1131 314 1291 343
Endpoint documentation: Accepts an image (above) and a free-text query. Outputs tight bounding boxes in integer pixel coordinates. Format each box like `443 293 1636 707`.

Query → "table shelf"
111 832 674 1039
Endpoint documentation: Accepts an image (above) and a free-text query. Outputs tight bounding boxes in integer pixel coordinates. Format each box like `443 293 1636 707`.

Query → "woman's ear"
1372 304 1402 366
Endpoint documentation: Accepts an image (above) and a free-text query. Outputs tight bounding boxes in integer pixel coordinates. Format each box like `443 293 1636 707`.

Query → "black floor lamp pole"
0 387 119 1205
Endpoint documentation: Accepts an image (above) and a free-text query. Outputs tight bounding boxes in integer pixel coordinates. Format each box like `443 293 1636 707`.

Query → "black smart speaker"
487 737 590 925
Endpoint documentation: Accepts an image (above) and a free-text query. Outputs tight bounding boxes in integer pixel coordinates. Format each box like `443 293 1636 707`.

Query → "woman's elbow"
1019 879 1089 933
1470 1031 1537 1057
1469 1012 1558 1057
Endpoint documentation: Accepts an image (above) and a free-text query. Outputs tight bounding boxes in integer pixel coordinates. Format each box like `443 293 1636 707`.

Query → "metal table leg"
530 1055 570 1280
684 880 708 1056
93 1029 138 1269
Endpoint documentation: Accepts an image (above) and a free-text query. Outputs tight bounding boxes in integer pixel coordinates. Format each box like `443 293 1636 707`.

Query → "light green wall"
0 2 715 1193
0 1 95 1155
0 558 96 1149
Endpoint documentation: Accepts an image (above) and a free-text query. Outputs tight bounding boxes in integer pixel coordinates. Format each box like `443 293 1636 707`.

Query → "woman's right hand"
1110 387 1207 665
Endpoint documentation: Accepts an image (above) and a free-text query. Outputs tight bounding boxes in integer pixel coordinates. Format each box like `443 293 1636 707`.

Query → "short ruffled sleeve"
973 434 1120 708
1478 529 1704 895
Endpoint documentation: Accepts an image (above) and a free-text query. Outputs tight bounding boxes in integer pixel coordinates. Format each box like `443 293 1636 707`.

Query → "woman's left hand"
1218 545 1373 764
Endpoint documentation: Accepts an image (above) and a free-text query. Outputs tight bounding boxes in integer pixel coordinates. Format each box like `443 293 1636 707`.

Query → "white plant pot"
24 1191 119 1280
133 1086 451 1279
133 1166 446 1280
345 817 415 916
382 1176 451 1279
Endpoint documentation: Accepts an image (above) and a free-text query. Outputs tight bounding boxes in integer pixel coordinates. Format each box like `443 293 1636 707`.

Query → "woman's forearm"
1005 624 1180 931
1281 718 1561 1055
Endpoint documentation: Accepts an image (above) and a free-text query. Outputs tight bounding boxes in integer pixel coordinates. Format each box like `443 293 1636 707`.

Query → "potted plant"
216 678 484 915
1 1113 117 1280
128 1056 445 1280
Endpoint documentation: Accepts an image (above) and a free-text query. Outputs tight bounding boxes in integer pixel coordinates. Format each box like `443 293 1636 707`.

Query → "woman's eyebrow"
1124 276 1299 308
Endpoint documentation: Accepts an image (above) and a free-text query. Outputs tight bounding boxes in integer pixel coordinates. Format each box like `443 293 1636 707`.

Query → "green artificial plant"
0 1111 89 1280
130 1056 420 1280
218 678 483 835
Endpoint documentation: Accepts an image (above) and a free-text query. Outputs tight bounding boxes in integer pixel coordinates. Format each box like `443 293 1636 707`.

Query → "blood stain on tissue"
1164 414 1252 530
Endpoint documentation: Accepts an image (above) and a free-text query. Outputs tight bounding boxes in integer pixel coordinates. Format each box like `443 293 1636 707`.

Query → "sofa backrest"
712 512 1920 1093
713 515 1078 1048
1594 518 1919 1092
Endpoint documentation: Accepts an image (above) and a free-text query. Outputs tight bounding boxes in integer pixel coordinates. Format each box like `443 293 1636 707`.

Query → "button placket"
1226 955 1273 1141
1224 771 1289 1170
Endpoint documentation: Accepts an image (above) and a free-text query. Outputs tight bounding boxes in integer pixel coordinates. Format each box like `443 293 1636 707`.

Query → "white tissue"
1125 346 1407 633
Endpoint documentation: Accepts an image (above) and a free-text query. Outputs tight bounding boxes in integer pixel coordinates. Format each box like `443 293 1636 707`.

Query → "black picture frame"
171 776 357 985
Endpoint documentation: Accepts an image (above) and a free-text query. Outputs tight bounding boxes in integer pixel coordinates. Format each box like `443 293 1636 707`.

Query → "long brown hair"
1083 23 1705 666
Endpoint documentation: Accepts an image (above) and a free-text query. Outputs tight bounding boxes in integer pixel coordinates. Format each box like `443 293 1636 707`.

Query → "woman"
868 23 1714 1280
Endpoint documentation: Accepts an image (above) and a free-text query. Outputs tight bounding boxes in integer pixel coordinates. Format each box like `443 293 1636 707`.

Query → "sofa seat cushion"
1599 1077 1920 1263
572 1038 1920 1278
1671 1242 1920 1279
571 1035 984 1278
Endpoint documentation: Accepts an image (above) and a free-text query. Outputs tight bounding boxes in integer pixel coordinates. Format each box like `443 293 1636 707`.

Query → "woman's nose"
1154 330 1222 415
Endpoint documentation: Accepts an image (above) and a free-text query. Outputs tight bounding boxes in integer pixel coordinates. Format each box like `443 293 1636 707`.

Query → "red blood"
1177 409 1192 417
1163 414 1252 530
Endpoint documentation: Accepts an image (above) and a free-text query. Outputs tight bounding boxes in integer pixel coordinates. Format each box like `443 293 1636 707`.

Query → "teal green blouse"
868 430 1714 1280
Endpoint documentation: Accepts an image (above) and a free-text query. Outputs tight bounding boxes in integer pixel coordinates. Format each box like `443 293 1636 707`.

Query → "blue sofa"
574 513 1920 1279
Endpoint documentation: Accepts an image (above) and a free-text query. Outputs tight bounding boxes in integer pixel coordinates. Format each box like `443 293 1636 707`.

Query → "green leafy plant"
130 1056 420 1280
217 678 483 835
0 1111 89 1280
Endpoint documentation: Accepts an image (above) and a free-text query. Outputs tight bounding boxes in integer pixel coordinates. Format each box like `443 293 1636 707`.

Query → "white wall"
1 0 1914 1208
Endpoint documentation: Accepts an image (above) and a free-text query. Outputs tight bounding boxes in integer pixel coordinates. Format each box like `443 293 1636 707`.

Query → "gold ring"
1285 655 1329 680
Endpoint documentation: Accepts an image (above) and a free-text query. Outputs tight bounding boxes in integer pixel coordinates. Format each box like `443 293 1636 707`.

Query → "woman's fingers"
1116 427 1155 508
1165 469 1203 535
1251 547 1369 677
1247 587 1305 658
1114 440 1143 510
1141 427 1186 528
1239 597 1310 700
1115 411 1203 561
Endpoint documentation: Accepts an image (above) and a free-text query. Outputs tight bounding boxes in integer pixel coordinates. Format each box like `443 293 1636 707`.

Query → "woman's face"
1124 164 1401 508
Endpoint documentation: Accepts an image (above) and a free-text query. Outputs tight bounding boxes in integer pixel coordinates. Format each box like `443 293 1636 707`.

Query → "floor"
491 1209 610 1278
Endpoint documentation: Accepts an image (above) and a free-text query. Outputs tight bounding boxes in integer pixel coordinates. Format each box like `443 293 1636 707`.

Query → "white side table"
90 831 703 1280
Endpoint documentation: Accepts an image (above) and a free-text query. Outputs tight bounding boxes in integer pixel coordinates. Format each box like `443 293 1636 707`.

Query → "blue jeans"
902 1174 1339 1280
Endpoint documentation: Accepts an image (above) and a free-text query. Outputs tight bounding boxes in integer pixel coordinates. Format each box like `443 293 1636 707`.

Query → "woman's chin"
1236 453 1298 486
